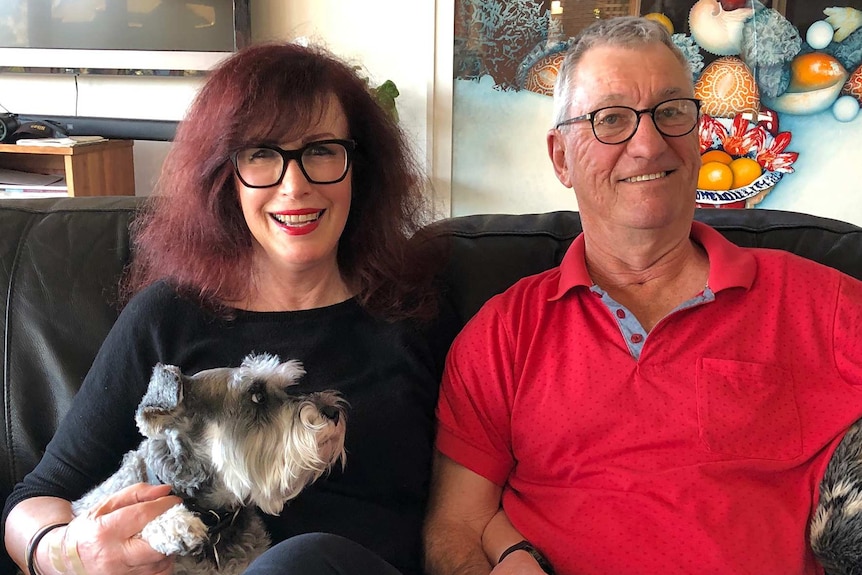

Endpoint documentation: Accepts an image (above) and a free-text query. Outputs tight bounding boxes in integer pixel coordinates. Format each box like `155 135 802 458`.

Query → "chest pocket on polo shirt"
696 358 802 460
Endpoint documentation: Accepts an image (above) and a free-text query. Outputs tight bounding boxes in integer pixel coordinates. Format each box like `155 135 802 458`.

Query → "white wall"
0 0 453 213
0 71 203 196
251 0 452 214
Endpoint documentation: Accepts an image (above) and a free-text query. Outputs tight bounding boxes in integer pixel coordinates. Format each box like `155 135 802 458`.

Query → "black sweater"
3 281 456 575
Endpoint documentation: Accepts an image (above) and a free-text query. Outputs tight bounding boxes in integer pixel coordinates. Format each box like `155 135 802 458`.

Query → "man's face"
548 42 701 234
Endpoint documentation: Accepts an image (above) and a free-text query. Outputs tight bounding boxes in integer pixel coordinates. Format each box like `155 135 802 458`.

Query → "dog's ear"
273 359 306 387
239 353 306 387
136 363 186 437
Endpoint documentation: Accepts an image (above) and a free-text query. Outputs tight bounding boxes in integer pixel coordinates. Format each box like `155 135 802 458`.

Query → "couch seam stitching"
3 214 37 487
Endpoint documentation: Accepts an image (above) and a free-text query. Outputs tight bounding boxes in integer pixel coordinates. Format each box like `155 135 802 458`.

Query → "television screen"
0 0 250 75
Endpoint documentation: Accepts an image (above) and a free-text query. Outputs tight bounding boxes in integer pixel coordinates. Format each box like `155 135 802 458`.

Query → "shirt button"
592 291 602 298
631 333 644 344
616 309 626 318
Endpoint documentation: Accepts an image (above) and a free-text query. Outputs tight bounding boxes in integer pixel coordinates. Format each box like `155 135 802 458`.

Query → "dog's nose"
321 406 341 424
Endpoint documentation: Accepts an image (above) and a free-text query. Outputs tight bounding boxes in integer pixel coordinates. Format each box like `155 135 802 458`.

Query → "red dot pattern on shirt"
438 244 862 575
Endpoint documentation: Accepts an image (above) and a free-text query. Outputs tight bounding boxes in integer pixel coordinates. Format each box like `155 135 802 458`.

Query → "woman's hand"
60 483 181 575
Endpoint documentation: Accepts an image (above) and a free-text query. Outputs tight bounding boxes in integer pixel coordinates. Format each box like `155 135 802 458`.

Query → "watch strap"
498 540 555 574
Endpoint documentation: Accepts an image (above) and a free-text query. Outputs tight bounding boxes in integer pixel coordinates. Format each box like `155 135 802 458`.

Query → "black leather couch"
2 196 862 572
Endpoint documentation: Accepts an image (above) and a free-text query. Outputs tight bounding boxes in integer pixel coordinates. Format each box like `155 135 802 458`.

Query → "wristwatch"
498 540 555 574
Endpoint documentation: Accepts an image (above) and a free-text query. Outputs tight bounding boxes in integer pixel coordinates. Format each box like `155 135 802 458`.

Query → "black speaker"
0 114 69 143
11 120 68 141
0 113 20 143
20 115 178 141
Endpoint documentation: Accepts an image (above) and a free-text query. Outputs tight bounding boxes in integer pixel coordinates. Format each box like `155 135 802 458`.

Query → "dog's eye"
249 379 267 405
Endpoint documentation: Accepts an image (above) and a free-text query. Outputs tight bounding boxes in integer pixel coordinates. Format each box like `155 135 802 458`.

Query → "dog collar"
182 498 242 536
144 462 241 563
145 463 239 532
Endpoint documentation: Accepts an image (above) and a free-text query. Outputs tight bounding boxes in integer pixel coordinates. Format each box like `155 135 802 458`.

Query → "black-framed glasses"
231 139 357 188
555 98 701 145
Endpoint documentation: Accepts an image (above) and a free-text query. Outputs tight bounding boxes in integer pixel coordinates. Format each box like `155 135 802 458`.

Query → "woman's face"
235 96 353 280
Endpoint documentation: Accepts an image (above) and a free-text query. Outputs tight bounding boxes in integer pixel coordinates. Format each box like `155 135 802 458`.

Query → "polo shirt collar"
550 220 756 300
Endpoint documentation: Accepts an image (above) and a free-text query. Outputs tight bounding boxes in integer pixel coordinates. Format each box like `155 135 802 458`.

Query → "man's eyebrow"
588 87 688 108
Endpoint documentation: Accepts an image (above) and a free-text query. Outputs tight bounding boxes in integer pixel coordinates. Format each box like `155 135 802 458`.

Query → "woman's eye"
306 143 336 157
251 148 278 160
240 148 279 164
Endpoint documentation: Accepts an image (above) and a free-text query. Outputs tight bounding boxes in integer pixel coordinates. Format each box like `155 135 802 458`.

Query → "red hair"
123 42 437 320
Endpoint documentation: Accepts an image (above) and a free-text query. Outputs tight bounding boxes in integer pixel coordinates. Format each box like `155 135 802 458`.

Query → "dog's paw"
141 503 209 556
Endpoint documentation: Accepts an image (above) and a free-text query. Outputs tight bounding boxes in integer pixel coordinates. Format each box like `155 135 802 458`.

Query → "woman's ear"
547 129 574 189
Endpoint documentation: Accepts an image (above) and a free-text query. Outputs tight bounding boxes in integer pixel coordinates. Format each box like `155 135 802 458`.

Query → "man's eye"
599 113 623 126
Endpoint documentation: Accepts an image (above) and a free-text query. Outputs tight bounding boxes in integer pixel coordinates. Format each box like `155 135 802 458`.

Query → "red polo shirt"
437 222 862 575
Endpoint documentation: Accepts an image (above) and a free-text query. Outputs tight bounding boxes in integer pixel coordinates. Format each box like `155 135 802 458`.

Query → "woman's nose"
277 159 312 196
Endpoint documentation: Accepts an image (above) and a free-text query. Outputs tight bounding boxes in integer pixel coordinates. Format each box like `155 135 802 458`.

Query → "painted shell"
694 57 760 118
522 52 566 96
764 53 848 115
842 63 862 103
688 0 754 56
789 52 847 92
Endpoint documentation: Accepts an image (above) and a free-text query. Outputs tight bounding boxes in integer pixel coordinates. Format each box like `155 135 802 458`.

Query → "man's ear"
136 363 186 437
547 128 573 188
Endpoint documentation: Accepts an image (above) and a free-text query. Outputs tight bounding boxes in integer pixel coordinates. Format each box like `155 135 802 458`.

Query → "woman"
3 42 455 575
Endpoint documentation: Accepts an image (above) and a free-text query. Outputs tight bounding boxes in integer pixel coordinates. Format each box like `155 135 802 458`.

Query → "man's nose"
627 113 668 151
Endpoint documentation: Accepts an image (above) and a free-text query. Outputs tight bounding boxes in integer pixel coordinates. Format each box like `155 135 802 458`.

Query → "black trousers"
244 533 404 575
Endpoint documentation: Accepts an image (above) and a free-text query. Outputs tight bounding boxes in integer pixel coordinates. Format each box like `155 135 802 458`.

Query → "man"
423 16 862 575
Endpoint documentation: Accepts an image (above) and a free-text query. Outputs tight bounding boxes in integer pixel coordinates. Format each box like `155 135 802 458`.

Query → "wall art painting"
452 0 862 226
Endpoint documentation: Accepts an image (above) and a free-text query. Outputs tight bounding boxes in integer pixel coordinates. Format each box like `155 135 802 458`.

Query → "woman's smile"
271 209 326 235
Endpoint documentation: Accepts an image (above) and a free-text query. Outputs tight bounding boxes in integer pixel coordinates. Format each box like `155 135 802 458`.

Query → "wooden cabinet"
0 139 135 197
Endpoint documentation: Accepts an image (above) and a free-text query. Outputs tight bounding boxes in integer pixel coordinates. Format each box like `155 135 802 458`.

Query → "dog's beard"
208 401 346 515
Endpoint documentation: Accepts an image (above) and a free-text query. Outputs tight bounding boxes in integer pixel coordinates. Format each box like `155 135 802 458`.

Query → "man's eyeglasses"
555 98 701 145
231 139 357 188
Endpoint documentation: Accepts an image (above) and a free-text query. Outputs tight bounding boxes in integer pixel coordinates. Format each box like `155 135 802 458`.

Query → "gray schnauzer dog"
812 419 862 575
71 352 348 575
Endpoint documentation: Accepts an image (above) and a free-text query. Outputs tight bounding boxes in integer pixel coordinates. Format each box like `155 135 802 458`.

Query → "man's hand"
491 550 548 575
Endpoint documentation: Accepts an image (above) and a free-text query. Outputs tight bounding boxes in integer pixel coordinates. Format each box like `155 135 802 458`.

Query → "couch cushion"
0 197 139 507
1 200 860 573
425 209 862 324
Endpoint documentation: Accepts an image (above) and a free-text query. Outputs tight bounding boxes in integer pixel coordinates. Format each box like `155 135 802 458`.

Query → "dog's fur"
812 419 862 575
71 353 347 575
810 420 862 575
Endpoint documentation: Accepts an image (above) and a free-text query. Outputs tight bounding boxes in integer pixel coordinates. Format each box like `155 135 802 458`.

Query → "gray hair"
552 16 691 127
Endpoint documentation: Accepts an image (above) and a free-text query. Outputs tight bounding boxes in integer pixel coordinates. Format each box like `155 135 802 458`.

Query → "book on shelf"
14 135 107 147
0 188 68 199
0 167 64 186
0 167 67 198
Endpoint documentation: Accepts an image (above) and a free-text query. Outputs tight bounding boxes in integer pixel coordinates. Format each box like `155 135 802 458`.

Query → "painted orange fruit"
729 157 762 189
698 161 733 191
701 149 733 165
